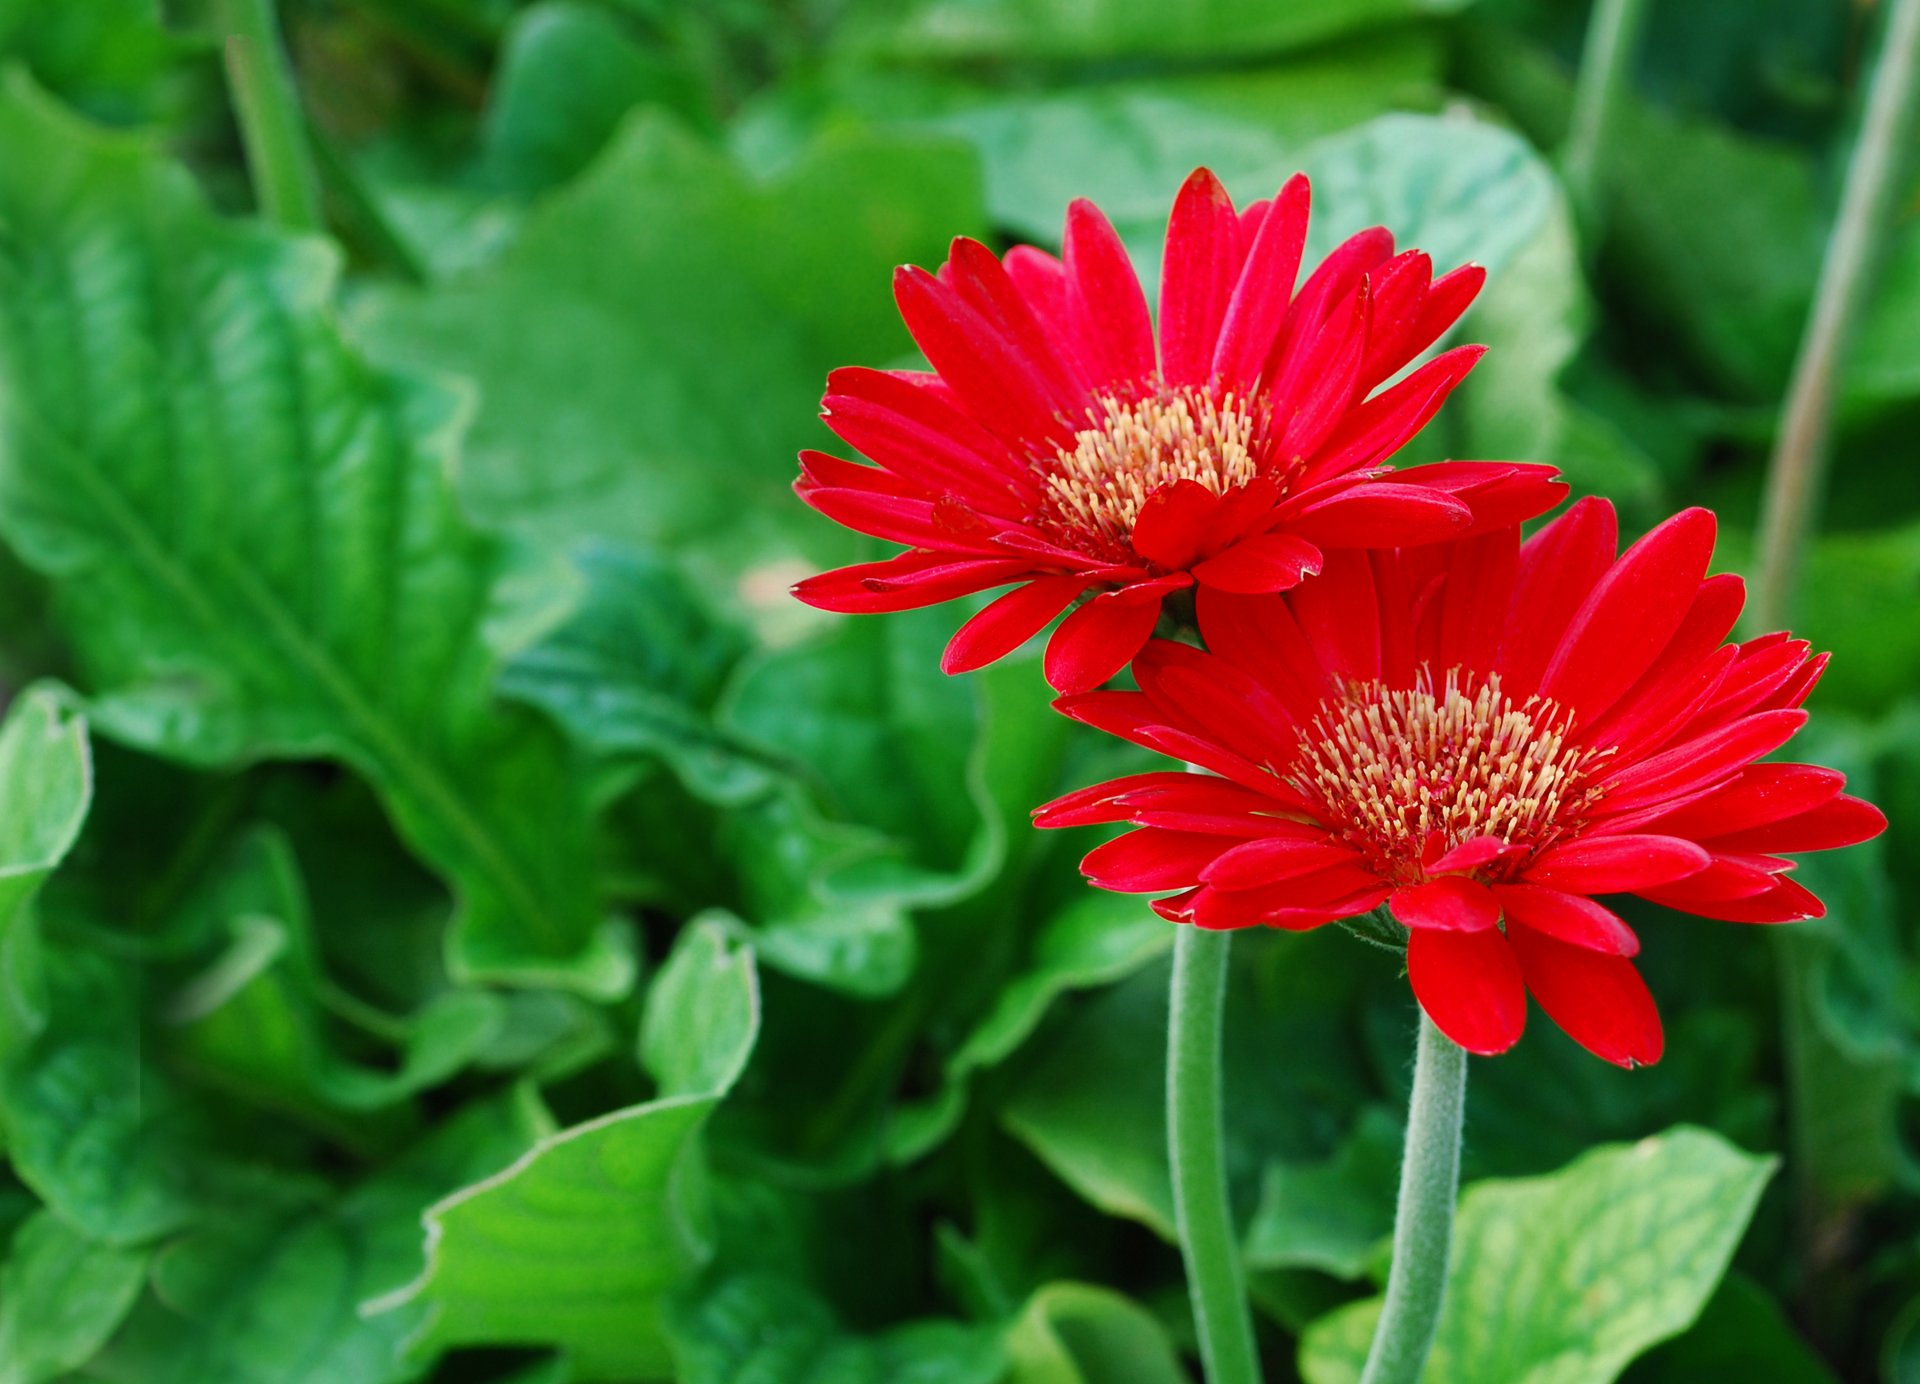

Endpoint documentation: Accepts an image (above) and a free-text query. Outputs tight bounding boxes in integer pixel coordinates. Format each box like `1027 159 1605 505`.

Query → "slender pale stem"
1360 1014 1469 1384
1561 0 1652 235
218 0 324 233
1167 924 1262 1384
1751 0 1920 631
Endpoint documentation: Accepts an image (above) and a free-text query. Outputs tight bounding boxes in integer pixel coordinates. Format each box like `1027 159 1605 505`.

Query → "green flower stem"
1751 0 1920 631
1360 1014 1469 1384
217 0 324 233
1167 924 1263 1384
1561 0 1651 236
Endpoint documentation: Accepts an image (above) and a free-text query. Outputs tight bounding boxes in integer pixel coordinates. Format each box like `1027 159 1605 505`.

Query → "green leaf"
1622 1275 1838 1384
721 605 995 907
887 888 1173 1165
0 684 91 1041
1244 1107 1401 1281
498 540 767 803
377 920 760 1379
1002 931 1382 1240
0 78 623 993
0 1209 147 1384
483 1 711 193
91 1091 542 1384
164 826 506 1127
743 41 1442 251
1298 1127 1777 1384
842 0 1470 62
1004 1282 1190 1384
351 115 985 585
666 1273 1006 1384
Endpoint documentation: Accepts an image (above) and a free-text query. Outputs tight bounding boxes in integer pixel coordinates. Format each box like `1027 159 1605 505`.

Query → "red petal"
1427 835 1522 875
1080 829 1222 893
1159 169 1245 387
1639 874 1825 923
941 576 1087 674
1288 547 1381 683
1191 533 1324 594
1303 345 1484 478
1065 198 1155 386
1510 928 1663 1067
1525 835 1711 893
1286 483 1472 549
895 265 1075 452
1407 928 1527 1056
1389 876 1500 931
1044 589 1166 693
1539 507 1718 728
1357 250 1434 387
1438 529 1518 675
1271 281 1371 461
1703 794 1886 854
1202 830 1357 889
1132 479 1227 570
1494 883 1639 956
794 554 1030 614
945 237 1087 409
1497 496 1618 696
1602 709 1810 815
1212 174 1311 388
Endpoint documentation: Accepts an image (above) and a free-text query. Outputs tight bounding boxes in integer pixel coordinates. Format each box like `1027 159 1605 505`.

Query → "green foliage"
1298 1128 1777 1384
0 1 1910 1380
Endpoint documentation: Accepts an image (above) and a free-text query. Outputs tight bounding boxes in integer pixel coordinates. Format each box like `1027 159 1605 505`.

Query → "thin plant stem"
1359 1014 1469 1384
1167 924 1262 1384
1561 0 1652 236
217 0 324 233
1751 0 1920 632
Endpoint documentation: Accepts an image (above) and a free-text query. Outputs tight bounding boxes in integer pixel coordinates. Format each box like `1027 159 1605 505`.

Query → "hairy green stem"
1360 1015 1468 1384
1168 925 1262 1384
1561 0 1651 235
217 0 324 233
1751 0 1920 631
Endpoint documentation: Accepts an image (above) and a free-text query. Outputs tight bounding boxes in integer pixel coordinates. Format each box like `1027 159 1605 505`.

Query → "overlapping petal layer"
1035 499 1886 1066
793 168 1567 692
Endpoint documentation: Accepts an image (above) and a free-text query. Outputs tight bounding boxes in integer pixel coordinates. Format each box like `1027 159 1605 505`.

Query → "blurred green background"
0 0 1914 1381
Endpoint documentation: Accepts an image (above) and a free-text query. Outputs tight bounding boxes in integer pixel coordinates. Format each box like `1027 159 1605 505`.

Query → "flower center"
1291 670 1608 885
1035 387 1262 558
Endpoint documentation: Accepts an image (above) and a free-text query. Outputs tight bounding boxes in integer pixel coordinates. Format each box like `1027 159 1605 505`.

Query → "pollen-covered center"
1291 670 1608 885
1035 387 1263 558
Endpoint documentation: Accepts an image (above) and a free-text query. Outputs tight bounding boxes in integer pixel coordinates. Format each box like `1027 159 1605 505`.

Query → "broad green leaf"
91 1091 542 1384
1005 1282 1190 1384
1622 1275 1838 1384
377 920 759 1378
0 78 622 993
887 888 1173 1165
351 114 985 585
483 1 711 193
0 1209 147 1384
498 541 766 804
841 0 1470 62
741 40 1443 251
1002 931 1383 1240
0 0 182 126
1298 1127 1776 1384
165 827 506 1127
665 1273 1005 1384
1244 1107 1401 1281
0 684 90 1040
720 605 995 907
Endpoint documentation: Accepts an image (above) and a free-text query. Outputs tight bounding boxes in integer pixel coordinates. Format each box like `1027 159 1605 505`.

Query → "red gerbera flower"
791 168 1568 693
1034 499 1887 1066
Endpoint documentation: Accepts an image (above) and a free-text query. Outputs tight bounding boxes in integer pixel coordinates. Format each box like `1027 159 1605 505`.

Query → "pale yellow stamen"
1037 388 1261 554
1292 670 1609 882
